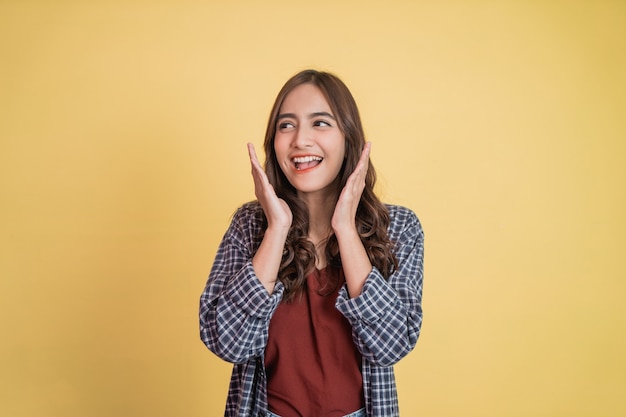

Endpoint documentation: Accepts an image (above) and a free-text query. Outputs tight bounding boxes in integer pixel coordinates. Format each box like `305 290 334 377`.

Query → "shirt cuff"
335 267 399 324
224 262 283 319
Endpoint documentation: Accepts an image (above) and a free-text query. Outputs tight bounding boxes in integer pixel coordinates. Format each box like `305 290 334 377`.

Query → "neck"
298 191 337 245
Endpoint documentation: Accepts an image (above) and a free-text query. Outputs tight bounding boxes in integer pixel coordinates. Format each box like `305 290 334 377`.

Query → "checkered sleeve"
199 203 284 364
336 205 424 367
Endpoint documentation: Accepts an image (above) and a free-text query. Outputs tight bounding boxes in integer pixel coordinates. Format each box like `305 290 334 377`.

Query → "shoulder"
232 201 264 221
226 201 265 240
385 204 420 227
384 204 424 240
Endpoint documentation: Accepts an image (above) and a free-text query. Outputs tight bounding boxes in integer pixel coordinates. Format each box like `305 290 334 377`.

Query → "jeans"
266 408 366 417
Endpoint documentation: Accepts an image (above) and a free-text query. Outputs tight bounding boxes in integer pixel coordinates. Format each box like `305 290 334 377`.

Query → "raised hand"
247 143 292 293
247 143 292 231
331 142 372 235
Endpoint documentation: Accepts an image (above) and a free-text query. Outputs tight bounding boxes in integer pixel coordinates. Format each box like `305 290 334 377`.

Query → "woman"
200 69 424 417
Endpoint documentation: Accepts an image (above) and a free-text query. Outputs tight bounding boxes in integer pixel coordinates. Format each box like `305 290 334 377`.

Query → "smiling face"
273 83 346 199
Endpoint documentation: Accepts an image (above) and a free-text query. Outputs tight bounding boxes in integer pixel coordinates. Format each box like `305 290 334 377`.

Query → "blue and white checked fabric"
200 202 424 417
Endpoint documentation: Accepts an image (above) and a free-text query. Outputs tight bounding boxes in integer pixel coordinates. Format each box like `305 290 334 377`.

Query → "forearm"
335 227 372 298
200 262 284 363
336 270 422 366
336 206 425 365
252 226 289 294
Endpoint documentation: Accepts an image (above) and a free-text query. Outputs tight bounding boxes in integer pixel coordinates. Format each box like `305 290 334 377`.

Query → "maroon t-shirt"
266 266 364 417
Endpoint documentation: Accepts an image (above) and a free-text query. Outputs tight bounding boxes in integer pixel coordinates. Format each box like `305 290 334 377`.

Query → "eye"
313 120 332 127
278 121 295 129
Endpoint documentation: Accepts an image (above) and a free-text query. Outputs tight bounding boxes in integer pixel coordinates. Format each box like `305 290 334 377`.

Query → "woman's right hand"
248 143 292 293
247 143 292 231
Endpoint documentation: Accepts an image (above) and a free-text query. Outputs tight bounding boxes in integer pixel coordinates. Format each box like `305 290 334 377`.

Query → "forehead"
279 83 332 114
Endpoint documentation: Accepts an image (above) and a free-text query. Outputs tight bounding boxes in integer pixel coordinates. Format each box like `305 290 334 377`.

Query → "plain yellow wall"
1 1 625 416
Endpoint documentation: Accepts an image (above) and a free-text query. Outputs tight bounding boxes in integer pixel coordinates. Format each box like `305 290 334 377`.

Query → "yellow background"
1 1 624 416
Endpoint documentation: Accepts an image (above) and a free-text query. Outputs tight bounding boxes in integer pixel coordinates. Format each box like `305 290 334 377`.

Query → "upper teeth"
293 156 322 163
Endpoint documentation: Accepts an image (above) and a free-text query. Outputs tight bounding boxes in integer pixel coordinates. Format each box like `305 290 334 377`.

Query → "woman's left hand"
331 142 372 234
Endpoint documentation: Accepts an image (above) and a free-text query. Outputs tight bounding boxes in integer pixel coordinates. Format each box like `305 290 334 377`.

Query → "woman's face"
274 83 346 199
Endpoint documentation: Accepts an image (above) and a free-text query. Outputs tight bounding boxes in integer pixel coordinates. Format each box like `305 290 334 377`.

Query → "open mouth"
293 155 323 171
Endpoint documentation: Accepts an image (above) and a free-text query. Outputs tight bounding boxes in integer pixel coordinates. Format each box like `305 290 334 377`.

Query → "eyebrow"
277 111 336 120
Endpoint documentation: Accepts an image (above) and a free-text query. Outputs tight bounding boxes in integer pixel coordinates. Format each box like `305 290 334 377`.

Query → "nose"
292 125 313 148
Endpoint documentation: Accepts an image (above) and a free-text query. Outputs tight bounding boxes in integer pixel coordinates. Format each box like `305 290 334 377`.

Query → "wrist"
265 224 290 239
333 224 359 242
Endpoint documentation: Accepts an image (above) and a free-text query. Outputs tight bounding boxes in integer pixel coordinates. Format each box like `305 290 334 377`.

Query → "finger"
349 142 371 184
247 143 262 170
248 143 269 181
247 145 266 196
358 142 372 170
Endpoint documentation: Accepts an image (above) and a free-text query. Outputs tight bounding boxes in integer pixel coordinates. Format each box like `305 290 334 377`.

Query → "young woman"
200 69 424 417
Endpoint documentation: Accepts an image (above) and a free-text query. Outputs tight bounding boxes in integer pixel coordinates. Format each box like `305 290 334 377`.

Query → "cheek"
333 141 347 172
272 138 290 173
273 136 286 158
338 136 347 160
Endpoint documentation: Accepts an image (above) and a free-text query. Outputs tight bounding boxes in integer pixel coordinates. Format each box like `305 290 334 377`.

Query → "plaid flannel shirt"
200 202 424 417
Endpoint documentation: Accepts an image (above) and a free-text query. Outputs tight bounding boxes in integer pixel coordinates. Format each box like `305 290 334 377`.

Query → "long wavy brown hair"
259 69 397 301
